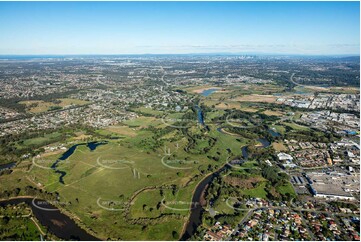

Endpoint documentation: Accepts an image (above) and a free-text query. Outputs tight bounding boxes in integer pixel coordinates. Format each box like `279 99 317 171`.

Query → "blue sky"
0 1 359 55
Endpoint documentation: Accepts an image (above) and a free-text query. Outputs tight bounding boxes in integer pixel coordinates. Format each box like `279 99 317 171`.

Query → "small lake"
242 138 270 160
0 162 16 171
268 129 281 137
201 88 219 97
0 198 99 240
87 141 107 151
258 138 271 148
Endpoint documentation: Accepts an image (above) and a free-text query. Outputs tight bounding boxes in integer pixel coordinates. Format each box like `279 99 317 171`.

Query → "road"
159 66 168 87
289 73 301 86
289 73 328 90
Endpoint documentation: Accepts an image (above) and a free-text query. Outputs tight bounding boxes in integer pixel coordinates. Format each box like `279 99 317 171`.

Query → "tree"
172 231 179 239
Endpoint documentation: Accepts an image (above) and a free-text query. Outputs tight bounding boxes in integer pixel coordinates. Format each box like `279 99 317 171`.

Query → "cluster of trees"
0 89 80 113
285 128 337 143
138 126 177 152
261 165 289 187
246 144 276 161
0 185 58 201
296 67 360 87
0 124 100 165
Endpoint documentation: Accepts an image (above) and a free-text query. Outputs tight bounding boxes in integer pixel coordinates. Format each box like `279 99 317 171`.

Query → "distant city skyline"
0 1 359 55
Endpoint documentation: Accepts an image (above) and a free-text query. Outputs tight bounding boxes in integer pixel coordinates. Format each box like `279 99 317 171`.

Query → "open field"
71 133 93 141
282 122 310 131
1 112 249 240
12 139 203 240
276 182 297 197
191 86 222 94
182 85 222 94
14 132 63 149
213 199 236 215
203 100 240 110
271 125 286 134
0 93 307 240
298 85 360 94
206 102 282 115
262 110 284 116
325 86 360 94
242 181 268 199
104 125 137 137
272 142 287 151
122 116 161 128
231 94 279 103
19 98 89 113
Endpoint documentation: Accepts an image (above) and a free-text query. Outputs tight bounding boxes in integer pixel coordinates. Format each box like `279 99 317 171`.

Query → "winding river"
194 105 205 126
0 197 99 240
0 141 108 240
181 119 272 240
180 164 229 241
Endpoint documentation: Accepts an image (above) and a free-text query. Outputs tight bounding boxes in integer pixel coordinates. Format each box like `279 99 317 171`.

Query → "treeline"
284 128 338 143
297 68 360 87
0 89 80 113
0 124 97 164
246 144 276 161
0 185 58 201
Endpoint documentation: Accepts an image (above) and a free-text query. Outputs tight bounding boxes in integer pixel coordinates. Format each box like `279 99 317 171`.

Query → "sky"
0 1 359 55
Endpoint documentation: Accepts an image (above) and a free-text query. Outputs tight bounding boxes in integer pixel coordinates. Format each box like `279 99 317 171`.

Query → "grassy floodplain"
0 82 305 240
0 103 249 240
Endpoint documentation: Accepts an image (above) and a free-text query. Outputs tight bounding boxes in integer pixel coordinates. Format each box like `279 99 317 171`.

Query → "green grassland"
212 199 236 215
282 122 310 131
14 138 198 240
15 132 63 149
242 181 268 199
0 107 249 240
0 100 303 240
271 125 286 134
122 116 162 128
199 83 285 98
276 182 297 197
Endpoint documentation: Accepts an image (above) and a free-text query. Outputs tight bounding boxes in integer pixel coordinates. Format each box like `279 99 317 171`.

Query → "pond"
241 138 270 160
201 88 219 97
0 162 16 171
268 129 281 137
